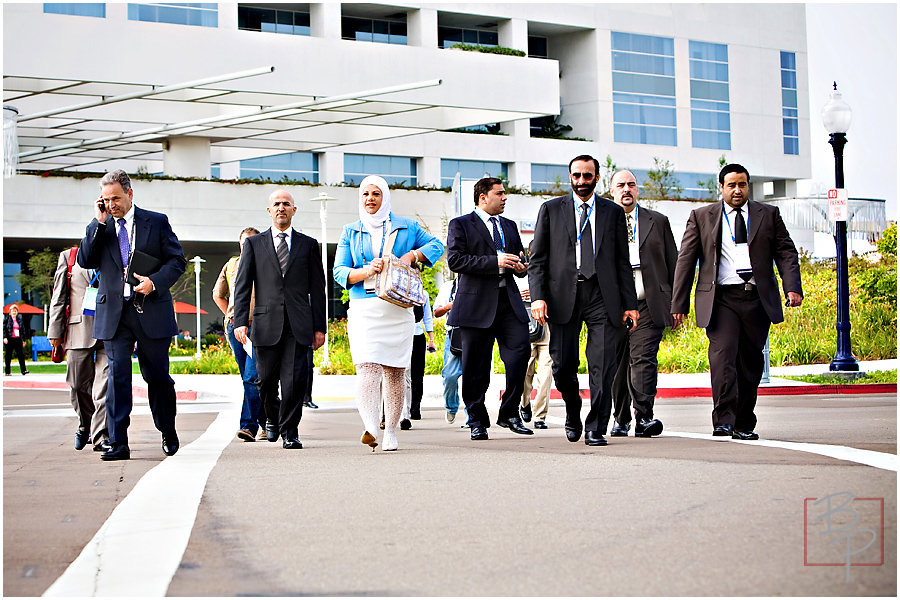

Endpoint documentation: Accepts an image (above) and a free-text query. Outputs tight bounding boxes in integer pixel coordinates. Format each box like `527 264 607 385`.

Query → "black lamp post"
821 82 859 372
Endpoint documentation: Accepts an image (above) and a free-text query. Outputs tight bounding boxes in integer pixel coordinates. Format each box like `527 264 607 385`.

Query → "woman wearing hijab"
334 175 444 451
3 305 30 376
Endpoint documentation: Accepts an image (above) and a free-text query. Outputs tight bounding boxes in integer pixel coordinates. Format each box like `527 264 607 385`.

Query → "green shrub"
449 43 526 57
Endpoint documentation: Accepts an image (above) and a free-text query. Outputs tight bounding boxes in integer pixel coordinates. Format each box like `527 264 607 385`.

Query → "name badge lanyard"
628 213 641 268
120 218 145 311
361 221 387 294
722 205 752 279
577 199 594 266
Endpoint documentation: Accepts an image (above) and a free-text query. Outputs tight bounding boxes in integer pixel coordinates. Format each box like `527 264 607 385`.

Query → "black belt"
719 283 756 291
577 274 596 282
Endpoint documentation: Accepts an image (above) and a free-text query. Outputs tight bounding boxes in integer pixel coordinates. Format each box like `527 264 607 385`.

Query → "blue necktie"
490 217 503 252
117 218 130 267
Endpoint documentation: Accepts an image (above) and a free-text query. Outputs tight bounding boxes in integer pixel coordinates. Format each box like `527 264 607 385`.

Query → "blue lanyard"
379 221 387 257
89 270 100 287
577 199 594 242
359 220 388 265
722 204 749 244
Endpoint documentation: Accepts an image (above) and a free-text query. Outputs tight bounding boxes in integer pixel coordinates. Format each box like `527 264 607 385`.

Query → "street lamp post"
310 192 336 366
821 83 858 372
190 256 205 359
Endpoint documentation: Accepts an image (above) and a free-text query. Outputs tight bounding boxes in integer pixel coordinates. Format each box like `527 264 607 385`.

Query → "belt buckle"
744 282 753 291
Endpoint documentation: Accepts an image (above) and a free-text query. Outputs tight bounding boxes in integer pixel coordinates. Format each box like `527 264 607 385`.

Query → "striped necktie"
276 232 289 274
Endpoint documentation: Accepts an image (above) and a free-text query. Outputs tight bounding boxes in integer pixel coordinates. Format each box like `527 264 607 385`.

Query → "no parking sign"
828 188 849 221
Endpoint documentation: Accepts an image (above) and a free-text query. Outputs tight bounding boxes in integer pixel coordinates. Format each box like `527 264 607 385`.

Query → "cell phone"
625 316 634 330
428 346 436 353
97 198 107 213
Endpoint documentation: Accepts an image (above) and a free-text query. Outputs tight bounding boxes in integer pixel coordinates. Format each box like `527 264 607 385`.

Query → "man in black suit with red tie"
77 169 186 461
233 189 326 449
529 155 638 447
447 177 533 441
609 169 678 438
671 163 803 440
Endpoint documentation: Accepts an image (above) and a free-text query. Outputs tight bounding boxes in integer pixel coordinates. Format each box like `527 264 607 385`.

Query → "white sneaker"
446 411 456 424
382 429 399 451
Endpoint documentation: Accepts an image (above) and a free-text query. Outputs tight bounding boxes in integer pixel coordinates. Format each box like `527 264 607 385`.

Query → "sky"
803 2 897 218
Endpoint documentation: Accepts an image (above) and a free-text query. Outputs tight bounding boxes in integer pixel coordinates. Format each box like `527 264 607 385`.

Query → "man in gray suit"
49 247 109 452
608 170 678 438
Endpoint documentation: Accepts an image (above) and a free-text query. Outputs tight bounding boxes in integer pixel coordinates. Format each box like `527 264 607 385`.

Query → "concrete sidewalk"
3 359 896 408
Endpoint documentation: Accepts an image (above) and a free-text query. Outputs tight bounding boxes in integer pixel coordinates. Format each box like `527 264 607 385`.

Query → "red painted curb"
3 380 197 401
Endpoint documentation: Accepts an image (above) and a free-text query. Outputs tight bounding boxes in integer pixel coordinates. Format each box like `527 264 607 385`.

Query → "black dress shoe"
100 444 130 461
265 421 279 442
400 419 412 430
282 437 303 449
732 429 759 440
519 403 532 423
470 426 489 441
497 416 534 435
584 431 608 446
533 420 547 429
75 428 90 451
712 424 734 437
162 432 179 456
634 417 663 438
303 398 319 409
410 410 422 420
564 418 583 442
610 421 630 437
93 439 111 452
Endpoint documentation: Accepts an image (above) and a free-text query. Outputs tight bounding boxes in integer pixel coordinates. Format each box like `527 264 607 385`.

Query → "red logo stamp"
804 493 885 581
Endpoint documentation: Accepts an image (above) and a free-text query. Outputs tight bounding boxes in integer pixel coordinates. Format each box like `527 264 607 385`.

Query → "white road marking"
544 416 897 472
42 398 241 597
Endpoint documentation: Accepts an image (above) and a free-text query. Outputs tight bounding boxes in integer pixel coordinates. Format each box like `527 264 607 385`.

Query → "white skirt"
347 297 414 368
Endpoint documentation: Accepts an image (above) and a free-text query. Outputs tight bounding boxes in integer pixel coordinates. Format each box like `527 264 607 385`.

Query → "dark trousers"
459 291 529 429
255 316 309 438
410 333 426 418
4 337 27 374
549 277 620 434
105 301 177 446
706 285 770 431
305 346 314 402
612 299 664 425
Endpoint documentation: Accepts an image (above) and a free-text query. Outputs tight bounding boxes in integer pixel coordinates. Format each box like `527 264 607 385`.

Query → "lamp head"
821 82 852 134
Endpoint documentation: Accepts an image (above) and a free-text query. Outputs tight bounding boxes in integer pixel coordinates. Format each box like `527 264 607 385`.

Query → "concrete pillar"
217 2 237 30
497 17 527 53
773 179 799 198
218 161 240 180
162 136 210 178
417 156 442 188
407 7 437 48
318 151 344 185
752 181 768 200
506 160 532 191
106 2 126 21
310 2 341 39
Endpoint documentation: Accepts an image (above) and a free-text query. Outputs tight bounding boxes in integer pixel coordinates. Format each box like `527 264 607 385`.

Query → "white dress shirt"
718 203 756 285
573 195 596 271
626 206 645 301
473 207 503 273
271 225 293 254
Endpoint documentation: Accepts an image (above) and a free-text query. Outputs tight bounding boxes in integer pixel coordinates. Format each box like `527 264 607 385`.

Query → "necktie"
276 232 289 274
490 217 503 252
579 203 594 278
734 207 748 244
626 213 636 244
117 218 130 267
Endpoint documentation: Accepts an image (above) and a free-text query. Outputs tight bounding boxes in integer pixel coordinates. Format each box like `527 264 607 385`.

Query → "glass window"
344 154 417 186
781 51 799 155
689 41 730 150
44 3 105 17
439 26 498 48
239 152 318 183
528 35 548 58
128 3 217 27
238 6 310 35
611 32 677 147
441 159 505 188
343 16 407 45
531 164 569 192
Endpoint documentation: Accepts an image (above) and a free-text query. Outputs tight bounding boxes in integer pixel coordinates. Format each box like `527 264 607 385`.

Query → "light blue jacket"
333 214 445 301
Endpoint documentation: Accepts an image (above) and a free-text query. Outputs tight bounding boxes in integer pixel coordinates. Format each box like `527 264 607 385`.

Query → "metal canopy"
4 68 544 172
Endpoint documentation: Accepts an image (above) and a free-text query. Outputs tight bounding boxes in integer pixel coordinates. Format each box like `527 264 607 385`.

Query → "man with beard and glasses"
528 156 638 447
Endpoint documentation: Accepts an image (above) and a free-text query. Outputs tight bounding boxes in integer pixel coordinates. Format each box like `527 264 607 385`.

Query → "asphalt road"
3 388 896 597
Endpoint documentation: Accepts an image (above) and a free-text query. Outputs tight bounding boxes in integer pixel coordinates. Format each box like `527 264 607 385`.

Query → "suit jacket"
233 227 326 347
446 211 529 328
77 206 186 340
671 200 803 328
49 248 99 349
634 206 679 328
528 193 637 323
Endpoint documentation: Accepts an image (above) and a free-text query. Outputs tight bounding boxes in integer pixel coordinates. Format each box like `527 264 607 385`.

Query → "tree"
597 154 618 199
642 157 684 205
697 154 729 201
14 247 59 306
170 264 204 303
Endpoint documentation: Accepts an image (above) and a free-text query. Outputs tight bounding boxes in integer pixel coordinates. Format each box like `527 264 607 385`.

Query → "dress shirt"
271 225 293 254
113 204 136 250
626 206 645 300
414 291 434 336
718 203 756 285
573 195 596 272
473 207 502 273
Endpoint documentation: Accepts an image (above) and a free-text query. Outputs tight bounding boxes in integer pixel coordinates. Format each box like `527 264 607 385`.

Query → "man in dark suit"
77 169 186 461
233 189 326 450
447 177 533 441
529 155 638 447
671 163 803 440
608 170 678 438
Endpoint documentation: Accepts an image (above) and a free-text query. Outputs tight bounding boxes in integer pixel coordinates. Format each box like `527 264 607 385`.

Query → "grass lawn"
780 369 896 385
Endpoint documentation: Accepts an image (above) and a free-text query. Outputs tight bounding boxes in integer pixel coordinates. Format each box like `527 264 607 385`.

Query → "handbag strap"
383 228 399 258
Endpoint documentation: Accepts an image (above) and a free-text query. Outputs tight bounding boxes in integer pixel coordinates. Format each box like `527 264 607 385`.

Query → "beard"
572 180 597 199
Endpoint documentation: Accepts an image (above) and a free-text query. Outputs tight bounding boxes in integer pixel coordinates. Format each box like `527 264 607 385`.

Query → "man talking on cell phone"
77 169 186 461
